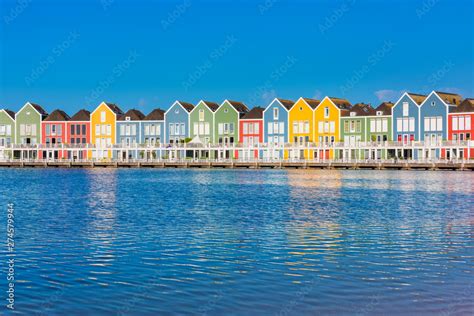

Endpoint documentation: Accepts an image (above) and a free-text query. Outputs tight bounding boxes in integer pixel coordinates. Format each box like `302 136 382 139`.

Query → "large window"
402 102 409 116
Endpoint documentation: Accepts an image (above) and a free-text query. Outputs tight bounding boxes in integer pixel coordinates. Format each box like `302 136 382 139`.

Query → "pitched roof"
328 97 352 110
303 98 321 109
44 109 70 121
118 109 145 121
373 102 394 116
342 103 375 117
29 103 48 116
406 93 427 105
103 102 124 115
276 98 294 110
226 100 249 113
435 91 462 105
242 107 264 119
144 108 165 121
202 101 219 112
176 101 194 112
450 98 474 113
70 109 91 121
2 109 15 120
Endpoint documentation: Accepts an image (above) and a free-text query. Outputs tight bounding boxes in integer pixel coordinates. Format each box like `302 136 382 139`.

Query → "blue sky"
0 0 473 114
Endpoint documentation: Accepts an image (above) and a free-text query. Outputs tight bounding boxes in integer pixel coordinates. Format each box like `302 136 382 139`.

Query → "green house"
15 102 48 145
214 100 248 145
340 103 374 159
189 100 219 145
367 102 393 143
0 109 15 159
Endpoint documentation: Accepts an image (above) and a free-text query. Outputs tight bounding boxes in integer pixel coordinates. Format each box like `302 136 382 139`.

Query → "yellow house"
89 102 124 159
288 97 321 159
313 96 351 159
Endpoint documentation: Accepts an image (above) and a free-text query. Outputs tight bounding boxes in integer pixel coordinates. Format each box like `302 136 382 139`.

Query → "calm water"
0 169 473 315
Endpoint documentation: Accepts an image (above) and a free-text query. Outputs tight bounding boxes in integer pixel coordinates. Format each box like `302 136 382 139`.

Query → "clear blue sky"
1 0 473 114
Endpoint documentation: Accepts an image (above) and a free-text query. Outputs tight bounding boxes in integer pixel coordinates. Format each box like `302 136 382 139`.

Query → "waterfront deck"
0 160 472 170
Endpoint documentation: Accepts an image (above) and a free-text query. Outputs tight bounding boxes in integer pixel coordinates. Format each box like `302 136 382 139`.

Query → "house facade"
448 98 474 159
263 98 293 159
314 97 351 159
419 91 461 159
41 109 70 159
164 101 194 144
288 98 319 159
15 102 48 159
116 109 145 159
67 109 91 160
340 103 374 159
90 102 123 159
189 100 218 145
367 102 393 143
238 107 264 159
0 110 15 148
392 93 426 159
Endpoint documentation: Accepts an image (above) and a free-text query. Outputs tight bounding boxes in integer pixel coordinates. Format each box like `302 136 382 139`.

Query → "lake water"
0 169 473 315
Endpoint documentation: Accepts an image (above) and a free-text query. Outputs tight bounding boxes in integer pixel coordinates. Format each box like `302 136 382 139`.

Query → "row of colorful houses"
0 91 473 160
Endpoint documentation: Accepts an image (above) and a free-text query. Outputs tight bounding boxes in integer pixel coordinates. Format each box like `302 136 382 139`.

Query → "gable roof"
30 103 48 116
118 109 145 121
202 101 219 112
144 108 165 121
276 98 294 110
104 102 124 115
406 93 427 105
373 102 394 116
224 100 249 113
2 109 15 120
302 98 321 110
178 101 194 112
434 91 462 106
328 97 352 110
242 107 264 119
450 98 474 113
44 109 70 122
70 109 91 121
342 103 375 117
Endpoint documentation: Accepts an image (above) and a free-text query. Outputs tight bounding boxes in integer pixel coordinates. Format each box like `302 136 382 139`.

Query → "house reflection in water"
83 169 119 286
283 171 344 282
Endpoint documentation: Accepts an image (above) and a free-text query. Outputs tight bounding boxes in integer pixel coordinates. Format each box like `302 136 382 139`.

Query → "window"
169 123 174 135
273 108 279 120
344 121 349 133
229 123 234 134
100 111 106 122
145 124 150 135
402 102 409 116
243 123 248 134
82 125 86 135
324 107 329 118
255 123 259 134
318 122 323 133
279 122 284 133
107 125 111 136
424 117 430 132
175 109 179 114
293 122 298 133
101 124 106 135
304 121 309 133
382 119 388 132
376 111 383 116
204 123 209 135
180 123 185 135
95 124 100 136
70 125 75 135
397 118 402 132
329 121 335 133
268 123 273 134
324 122 330 133
436 117 442 131
350 112 356 117
273 122 281 134
199 109 204 121
431 101 436 106
298 121 304 134
453 117 458 130
45 124 51 136
175 124 180 135
459 117 465 130
409 118 415 132
466 116 471 130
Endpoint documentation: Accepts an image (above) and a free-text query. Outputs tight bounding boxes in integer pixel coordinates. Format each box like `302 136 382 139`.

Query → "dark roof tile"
450 99 474 113
242 107 264 119
70 109 91 121
226 100 249 113
276 98 294 110
144 108 165 121
118 109 145 121
303 98 321 109
44 109 70 121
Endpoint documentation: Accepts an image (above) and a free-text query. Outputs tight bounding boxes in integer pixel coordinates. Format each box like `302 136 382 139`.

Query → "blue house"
142 108 165 159
263 98 294 158
116 109 145 159
392 92 426 159
419 91 462 158
164 101 194 144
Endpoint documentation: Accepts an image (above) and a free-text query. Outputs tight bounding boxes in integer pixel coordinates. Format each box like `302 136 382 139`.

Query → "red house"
238 107 264 159
67 109 91 160
41 109 70 159
448 98 473 159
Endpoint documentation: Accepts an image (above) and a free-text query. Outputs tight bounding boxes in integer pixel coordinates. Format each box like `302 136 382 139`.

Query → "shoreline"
1 160 473 171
